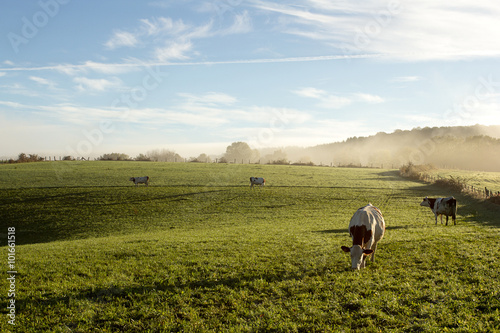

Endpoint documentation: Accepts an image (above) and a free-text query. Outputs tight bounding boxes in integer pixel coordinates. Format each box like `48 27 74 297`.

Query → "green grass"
427 168 500 192
1 162 499 332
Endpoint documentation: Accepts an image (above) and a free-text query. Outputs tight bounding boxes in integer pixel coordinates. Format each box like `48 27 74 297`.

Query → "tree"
263 149 288 164
146 149 183 162
224 142 259 163
135 154 151 161
190 153 211 163
98 153 130 161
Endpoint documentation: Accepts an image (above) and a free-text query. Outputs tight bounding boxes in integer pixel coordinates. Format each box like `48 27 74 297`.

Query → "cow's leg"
445 215 449 226
453 213 456 225
370 243 377 262
435 214 438 225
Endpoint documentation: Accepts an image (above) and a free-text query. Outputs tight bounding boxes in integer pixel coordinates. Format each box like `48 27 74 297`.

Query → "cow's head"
341 245 374 270
129 177 135 182
420 196 431 207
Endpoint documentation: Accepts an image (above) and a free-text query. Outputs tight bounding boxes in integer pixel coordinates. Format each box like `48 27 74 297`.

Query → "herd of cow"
129 175 457 271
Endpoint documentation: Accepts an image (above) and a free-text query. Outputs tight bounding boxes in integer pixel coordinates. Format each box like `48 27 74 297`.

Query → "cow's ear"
341 246 351 253
363 249 374 255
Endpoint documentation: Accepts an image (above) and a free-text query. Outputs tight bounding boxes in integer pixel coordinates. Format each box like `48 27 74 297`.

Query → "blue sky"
1 0 500 158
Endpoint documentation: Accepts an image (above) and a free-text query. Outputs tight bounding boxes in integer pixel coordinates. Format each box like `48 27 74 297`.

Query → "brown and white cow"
341 204 385 270
420 196 457 225
250 177 265 188
129 176 149 186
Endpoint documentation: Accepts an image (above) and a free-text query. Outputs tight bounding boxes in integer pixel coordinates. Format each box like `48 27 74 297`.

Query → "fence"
419 173 499 199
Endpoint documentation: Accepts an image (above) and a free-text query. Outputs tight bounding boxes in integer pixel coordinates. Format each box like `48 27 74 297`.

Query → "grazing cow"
420 196 457 225
250 177 265 188
129 176 149 187
341 204 385 270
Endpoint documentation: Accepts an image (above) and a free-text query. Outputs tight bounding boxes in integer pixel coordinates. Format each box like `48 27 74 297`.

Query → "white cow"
250 177 265 188
129 176 149 186
420 196 457 225
341 204 386 270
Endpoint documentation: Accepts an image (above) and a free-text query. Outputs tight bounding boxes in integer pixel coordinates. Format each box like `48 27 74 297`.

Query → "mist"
261 125 500 172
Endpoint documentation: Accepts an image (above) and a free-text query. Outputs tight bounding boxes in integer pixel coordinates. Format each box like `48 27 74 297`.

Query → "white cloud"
178 92 238 106
254 0 500 61
318 95 352 109
293 87 384 108
391 76 423 83
104 31 139 49
29 76 57 88
293 87 326 99
154 41 193 61
220 11 252 35
354 93 384 104
103 13 251 63
140 17 189 36
73 77 122 92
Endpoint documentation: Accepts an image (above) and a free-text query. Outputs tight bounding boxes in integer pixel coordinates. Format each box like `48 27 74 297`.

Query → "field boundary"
399 163 500 204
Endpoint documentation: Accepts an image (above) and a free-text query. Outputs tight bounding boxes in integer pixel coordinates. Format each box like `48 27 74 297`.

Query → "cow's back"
349 204 385 244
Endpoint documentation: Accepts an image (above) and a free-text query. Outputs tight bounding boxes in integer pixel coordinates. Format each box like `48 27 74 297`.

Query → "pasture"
426 168 500 193
1 161 499 332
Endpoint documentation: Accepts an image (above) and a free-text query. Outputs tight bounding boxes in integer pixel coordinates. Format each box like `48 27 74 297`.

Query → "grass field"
1 161 499 332
426 169 500 193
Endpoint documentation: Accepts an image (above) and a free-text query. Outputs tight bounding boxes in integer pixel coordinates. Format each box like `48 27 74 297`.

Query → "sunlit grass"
1 162 499 331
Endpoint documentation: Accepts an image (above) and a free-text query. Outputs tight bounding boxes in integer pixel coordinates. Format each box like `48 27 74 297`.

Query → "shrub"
399 162 435 180
434 175 469 192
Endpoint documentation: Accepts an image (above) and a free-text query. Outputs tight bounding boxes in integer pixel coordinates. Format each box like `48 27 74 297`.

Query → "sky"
1 0 500 159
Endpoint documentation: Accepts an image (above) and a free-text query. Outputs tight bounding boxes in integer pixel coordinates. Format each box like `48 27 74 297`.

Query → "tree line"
4 125 500 171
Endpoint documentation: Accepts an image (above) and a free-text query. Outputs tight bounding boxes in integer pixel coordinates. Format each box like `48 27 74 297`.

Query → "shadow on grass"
0 188 231 246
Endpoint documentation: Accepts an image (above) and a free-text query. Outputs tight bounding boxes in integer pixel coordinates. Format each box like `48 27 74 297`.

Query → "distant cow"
420 196 457 225
341 204 385 270
250 177 265 188
129 176 149 186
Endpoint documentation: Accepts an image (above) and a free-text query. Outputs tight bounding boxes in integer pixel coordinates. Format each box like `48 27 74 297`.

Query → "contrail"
0 54 382 72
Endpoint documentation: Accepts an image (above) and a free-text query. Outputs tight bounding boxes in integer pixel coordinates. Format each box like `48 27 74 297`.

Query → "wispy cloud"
391 76 423 83
29 76 57 89
293 87 326 99
253 0 500 61
294 87 384 108
73 76 123 92
354 93 384 104
154 41 193 62
0 54 381 73
104 31 139 49
103 13 251 62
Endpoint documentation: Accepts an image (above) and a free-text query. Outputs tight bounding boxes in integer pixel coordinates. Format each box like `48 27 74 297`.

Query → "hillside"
267 125 500 171
1 162 499 331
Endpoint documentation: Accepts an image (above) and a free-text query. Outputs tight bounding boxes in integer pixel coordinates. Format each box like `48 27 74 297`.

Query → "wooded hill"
266 125 500 172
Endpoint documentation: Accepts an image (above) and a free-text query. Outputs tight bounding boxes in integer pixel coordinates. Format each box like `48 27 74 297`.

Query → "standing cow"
341 204 386 270
250 177 265 188
129 176 150 186
420 196 457 225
